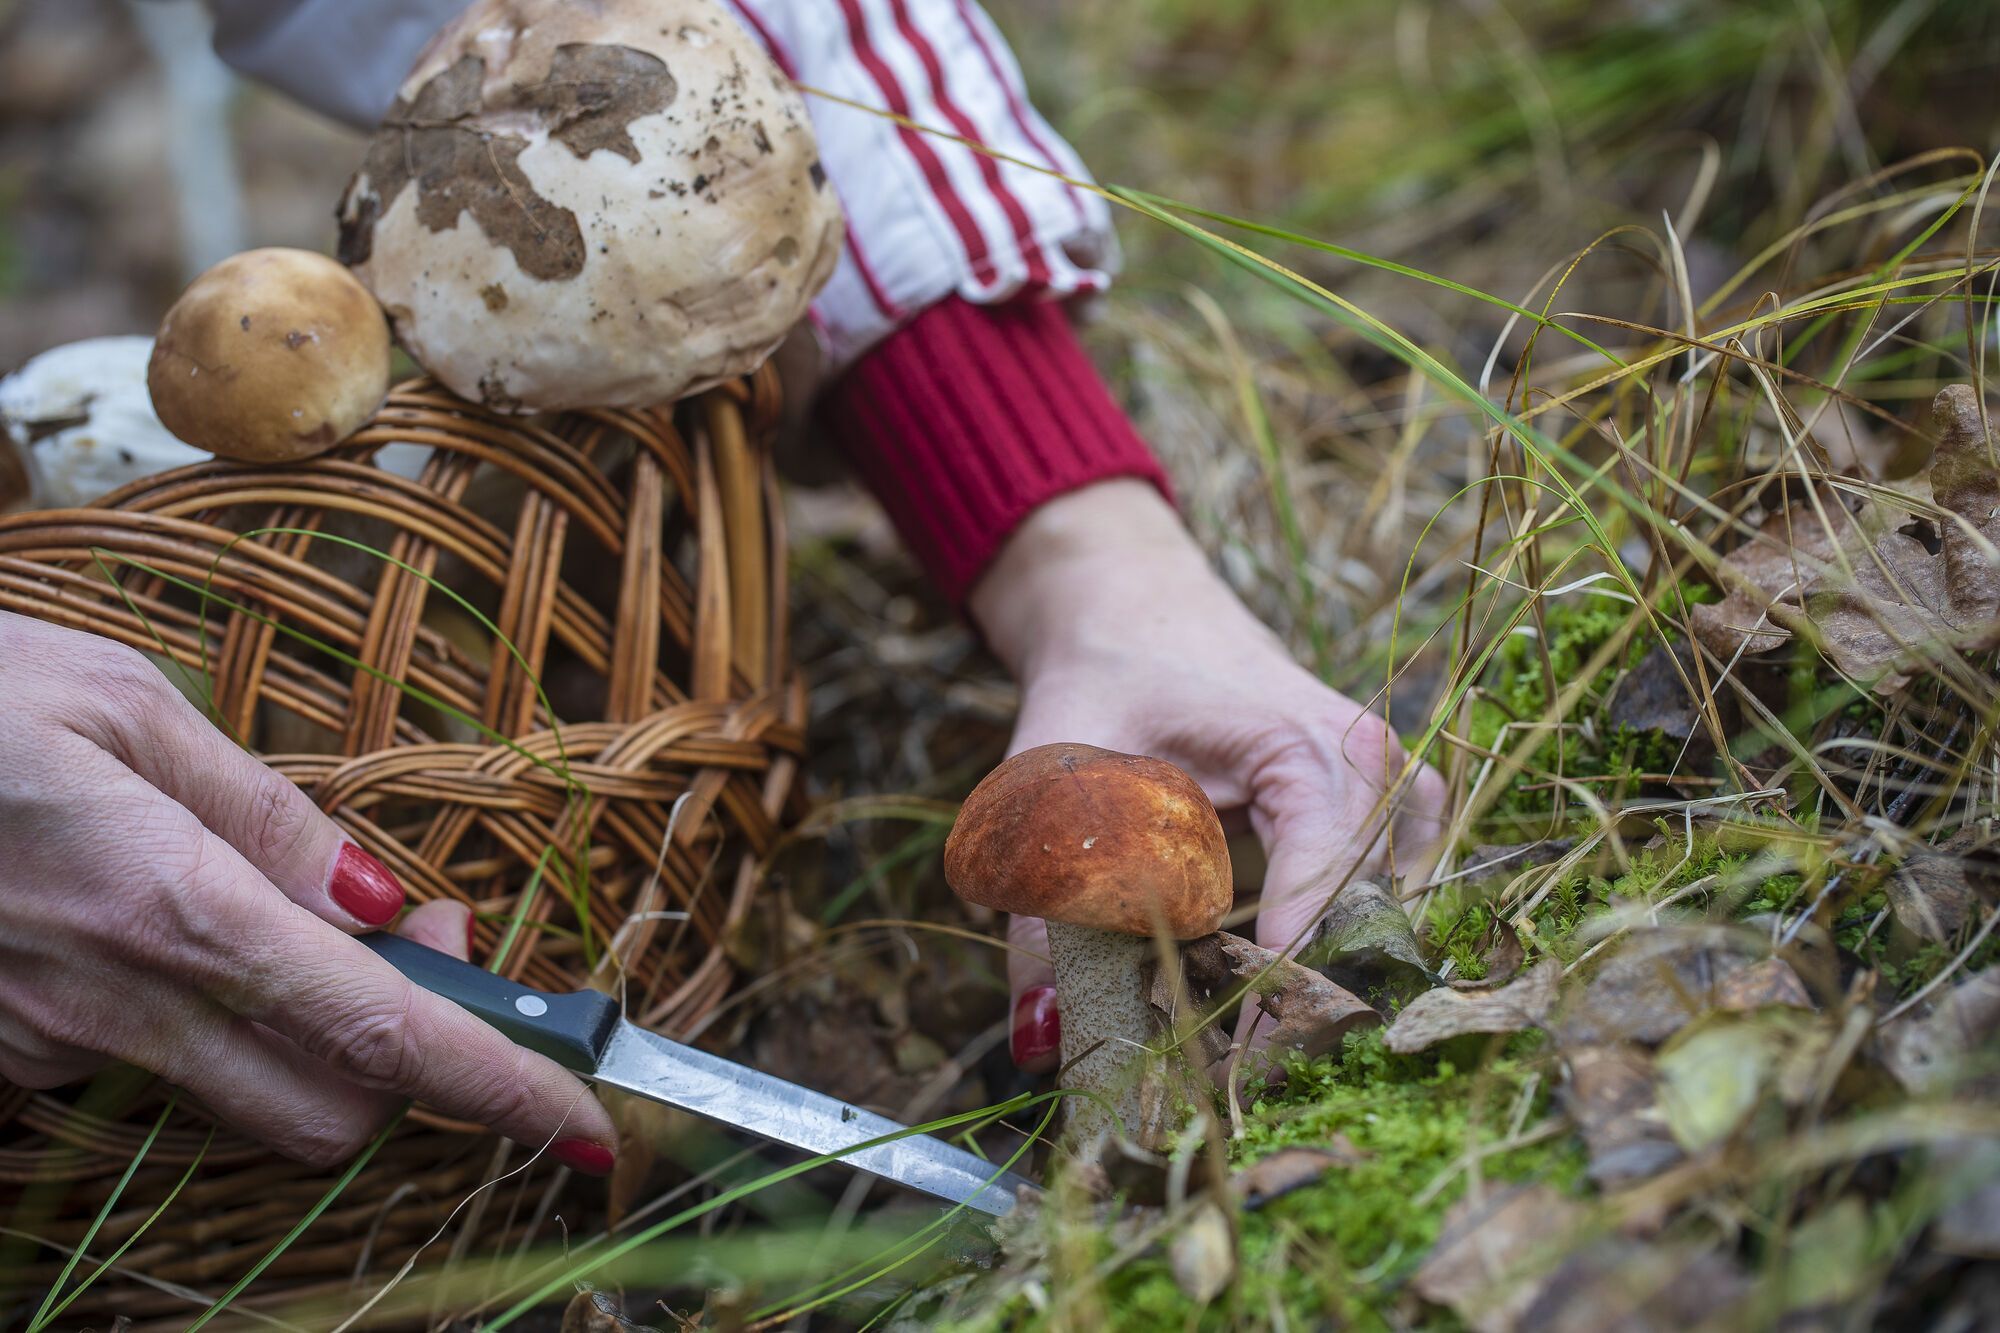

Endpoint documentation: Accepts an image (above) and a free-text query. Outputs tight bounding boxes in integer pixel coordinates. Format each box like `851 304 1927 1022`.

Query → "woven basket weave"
0 371 803 1329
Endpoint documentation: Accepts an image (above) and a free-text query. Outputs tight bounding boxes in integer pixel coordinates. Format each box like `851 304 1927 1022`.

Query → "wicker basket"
0 371 804 1329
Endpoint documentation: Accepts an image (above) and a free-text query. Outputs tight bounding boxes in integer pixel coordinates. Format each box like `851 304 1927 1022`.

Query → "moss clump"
945 1031 1585 1332
1458 581 1715 826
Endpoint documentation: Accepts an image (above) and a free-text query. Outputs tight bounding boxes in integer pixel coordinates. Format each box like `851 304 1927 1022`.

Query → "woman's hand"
969 481 1448 1072
0 612 617 1173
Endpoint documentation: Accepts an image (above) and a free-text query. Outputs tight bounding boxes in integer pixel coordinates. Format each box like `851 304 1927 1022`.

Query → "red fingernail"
329 843 404 927
465 913 479 958
551 1138 616 1175
1011 986 1061 1070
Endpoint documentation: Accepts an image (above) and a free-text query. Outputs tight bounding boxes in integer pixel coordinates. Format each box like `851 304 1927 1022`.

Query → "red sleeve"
816 297 1173 606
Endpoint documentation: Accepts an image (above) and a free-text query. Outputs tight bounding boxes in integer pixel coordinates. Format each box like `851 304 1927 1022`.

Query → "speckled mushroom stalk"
1041 920 1178 1149
944 744 1232 1156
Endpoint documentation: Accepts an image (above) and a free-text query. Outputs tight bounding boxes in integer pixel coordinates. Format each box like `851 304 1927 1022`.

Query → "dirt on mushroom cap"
337 0 843 413
943 742 1233 938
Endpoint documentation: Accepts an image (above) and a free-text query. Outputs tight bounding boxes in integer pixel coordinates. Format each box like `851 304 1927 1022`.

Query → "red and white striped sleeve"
719 0 1118 368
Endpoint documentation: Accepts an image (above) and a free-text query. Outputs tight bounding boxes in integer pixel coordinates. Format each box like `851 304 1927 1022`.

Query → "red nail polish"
1011 986 1061 1070
464 913 479 958
329 843 405 927
551 1137 616 1175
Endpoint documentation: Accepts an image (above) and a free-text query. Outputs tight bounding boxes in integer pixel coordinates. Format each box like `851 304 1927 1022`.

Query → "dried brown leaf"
1561 1043 1682 1187
1231 1137 1368 1210
1384 959 1560 1054
1691 386 2000 690
1168 1200 1236 1303
1606 639 1703 744
1882 966 2000 1098
1712 957 1814 1013
1556 926 1765 1047
1768 527 1956 689
1411 1184 1586 1333
1688 500 1855 661
1518 1239 1750 1332
1929 384 2000 629
1888 835 2000 944
1173 931 1380 1065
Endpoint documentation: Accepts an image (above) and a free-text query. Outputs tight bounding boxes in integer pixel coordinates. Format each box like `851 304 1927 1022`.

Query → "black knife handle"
359 933 620 1073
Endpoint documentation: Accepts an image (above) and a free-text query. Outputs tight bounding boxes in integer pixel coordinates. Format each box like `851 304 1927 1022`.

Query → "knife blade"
359 933 1036 1217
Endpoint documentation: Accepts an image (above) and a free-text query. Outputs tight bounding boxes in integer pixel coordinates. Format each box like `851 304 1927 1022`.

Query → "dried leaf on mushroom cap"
339 0 844 413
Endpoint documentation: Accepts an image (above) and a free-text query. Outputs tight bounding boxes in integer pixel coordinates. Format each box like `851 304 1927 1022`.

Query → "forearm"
969 479 1225 681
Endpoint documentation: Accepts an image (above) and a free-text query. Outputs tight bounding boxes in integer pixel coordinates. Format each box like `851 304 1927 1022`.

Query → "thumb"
98 687 407 931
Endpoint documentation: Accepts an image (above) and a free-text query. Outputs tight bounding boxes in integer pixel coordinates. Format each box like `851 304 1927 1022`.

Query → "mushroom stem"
1046 920 1177 1154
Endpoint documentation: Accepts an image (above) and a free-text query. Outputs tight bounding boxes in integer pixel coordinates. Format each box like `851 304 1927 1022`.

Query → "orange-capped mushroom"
945 743 1231 1152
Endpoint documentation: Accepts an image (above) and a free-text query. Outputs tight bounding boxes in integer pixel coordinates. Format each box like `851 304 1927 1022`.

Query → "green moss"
1456 581 1717 828
943 1031 1586 1332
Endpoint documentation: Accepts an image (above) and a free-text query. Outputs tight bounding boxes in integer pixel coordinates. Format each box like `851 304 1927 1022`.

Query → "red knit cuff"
818 296 1173 606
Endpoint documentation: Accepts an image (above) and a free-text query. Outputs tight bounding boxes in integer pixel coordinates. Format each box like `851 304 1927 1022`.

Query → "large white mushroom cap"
336 0 843 413
0 336 207 510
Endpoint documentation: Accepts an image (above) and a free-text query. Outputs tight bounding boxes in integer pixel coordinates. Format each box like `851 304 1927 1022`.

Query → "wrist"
969 479 1224 681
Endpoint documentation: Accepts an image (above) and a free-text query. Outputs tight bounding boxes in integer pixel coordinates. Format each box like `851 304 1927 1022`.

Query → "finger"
1004 916 1060 1074
157 1007 403 1168
1386 763 1451 886
217 890 617 1169
90 772 619 1171
399 898 475 959
80 659 406 931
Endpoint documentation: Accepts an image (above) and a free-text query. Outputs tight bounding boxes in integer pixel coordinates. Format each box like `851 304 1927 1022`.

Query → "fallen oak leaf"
1384 959 1561 1054
1768 526 1957 690
1410 1183 1587 1333
1688 498 1859 662
1887 833 2000 944
1712 957 1814 1014
1930 383 2000 630
1560 1043 1683 1188
1691 385 2000 691
1231 1137 1369 1211
1168 932 1380 1069
1554 925 1765 1047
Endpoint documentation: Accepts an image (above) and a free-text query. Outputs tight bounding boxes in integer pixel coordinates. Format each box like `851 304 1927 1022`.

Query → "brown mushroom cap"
944 743 1232 938
147 248 391 463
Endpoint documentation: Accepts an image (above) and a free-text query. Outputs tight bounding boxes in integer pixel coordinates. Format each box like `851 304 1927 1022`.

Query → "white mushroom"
336 0 843 413
0 336 207 511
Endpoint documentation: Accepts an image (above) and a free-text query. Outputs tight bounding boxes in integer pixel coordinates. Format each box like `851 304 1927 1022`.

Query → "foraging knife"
358 933 1035 1217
